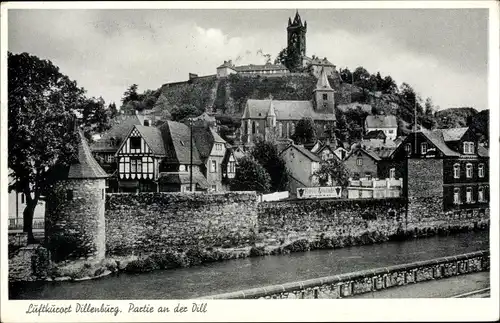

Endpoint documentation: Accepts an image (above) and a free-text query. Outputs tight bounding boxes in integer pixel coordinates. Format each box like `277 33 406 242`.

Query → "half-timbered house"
114 121 210 192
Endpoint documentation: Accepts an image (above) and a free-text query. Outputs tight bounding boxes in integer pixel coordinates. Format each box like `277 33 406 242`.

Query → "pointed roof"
281 144 322 162
90 114 142 152
192 126 226 162
158 121 202 165
441 127 469 142
267 99 276 117
68 130 108 179
314 68 334 92
419 129 460 157
293 10 302 25
134 125 166 155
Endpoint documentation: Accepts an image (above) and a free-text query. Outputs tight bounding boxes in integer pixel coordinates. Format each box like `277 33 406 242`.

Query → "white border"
1 1 499 322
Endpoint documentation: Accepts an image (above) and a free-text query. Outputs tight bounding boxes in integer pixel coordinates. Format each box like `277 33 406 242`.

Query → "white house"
364 115 398 141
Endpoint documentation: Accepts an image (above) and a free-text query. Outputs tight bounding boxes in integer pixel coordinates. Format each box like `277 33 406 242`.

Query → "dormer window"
405 143 411 155
463 142 475 154
420 142 427 155
144 120 150 127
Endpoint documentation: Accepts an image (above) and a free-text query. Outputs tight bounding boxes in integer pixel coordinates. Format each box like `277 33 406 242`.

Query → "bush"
249 246 266 257
125 257 158 273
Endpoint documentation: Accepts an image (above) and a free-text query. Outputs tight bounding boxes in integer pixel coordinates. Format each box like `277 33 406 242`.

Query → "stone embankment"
9 192 490 282
202 250 490 299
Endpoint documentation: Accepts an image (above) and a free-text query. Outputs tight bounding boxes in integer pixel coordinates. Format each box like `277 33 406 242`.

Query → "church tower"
313 67 335 112
287 10 307 70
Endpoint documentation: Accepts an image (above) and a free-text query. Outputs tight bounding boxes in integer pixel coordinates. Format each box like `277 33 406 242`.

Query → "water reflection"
10 231 489 300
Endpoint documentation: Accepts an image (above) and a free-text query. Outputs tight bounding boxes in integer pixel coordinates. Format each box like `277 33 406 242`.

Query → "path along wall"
105 192 258 256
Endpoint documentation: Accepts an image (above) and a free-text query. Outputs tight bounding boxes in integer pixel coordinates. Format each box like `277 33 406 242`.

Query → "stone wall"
105 192 258 256
258 196 489 246
45 179 106 263
258 198 407 244
204 250 490 299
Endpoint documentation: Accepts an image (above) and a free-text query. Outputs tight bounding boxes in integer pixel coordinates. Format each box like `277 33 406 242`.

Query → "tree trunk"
23 200 37 244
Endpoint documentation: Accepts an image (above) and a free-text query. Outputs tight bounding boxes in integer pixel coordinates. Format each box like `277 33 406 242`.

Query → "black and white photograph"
1 1 499 322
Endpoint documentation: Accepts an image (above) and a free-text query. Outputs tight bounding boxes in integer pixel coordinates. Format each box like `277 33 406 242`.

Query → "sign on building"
297 186 342 199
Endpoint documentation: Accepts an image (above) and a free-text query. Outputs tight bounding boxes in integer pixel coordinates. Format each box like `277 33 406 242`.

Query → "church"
240 67 337 144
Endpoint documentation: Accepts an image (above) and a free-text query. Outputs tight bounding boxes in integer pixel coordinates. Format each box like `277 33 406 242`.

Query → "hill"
124 72 487 146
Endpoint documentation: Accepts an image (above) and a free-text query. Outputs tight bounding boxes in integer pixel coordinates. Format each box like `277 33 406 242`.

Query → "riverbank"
9 222 489 283
9 231 490 300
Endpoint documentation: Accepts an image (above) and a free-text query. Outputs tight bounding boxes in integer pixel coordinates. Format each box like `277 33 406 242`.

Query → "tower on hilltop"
287 10 307 71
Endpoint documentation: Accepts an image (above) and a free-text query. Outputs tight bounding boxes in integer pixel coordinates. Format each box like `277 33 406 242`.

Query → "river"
9 231 489 299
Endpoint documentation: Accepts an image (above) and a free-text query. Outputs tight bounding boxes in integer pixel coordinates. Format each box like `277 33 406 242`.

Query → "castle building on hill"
240 67 336 144
216 11 338 79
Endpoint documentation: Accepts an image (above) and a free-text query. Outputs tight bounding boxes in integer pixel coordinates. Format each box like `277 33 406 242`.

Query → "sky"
8 8 489 111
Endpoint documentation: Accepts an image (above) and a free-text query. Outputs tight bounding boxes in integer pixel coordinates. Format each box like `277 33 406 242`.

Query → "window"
252 122 256 134
466 187 473 203
389 168 396 179
291 123 295 135
478 187 484 202
66 190 74 201
322 93 328 100
453 188 460 204
463 142 475 154
388 130 394 134
102 189 104 200
420 142 427 155
228 161 236 173
130 137 141 149
466 163 473 178
215 143 223 151
105 154 114 163
210 160 217 173
211 185 217 191
478 164 484 178
144 120 150 126
130 158 142 173
21 193 25 204
356 158 363 166
365 172 372 180
405 143 411 155
453 163 460 179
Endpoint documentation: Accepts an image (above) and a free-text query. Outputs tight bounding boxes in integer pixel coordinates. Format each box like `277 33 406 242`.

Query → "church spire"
293 10 302 26
266 95 276 127
316 67 332 90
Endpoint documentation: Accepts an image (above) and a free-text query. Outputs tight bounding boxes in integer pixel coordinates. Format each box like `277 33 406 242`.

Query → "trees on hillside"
170 104 203 122
251 138 288 192
275 45 301 71
8 52 83 243
291 117 317 144
230 156 271 193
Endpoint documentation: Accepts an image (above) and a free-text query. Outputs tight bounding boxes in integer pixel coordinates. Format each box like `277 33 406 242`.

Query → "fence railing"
349 178 403 188
200 250 489 299
8 218 45 231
